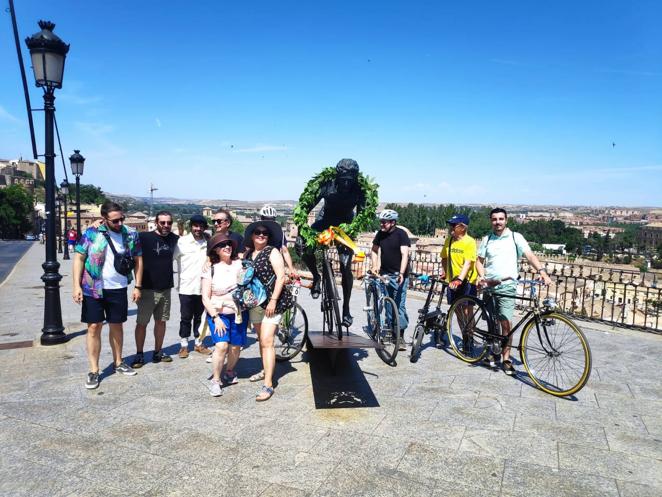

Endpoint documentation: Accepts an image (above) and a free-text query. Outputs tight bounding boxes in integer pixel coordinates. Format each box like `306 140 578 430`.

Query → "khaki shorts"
249 305 282 326
137 289 172 325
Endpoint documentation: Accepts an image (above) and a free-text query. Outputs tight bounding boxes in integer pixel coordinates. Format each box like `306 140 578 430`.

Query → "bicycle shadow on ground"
511 371 582 401
306 347 379 409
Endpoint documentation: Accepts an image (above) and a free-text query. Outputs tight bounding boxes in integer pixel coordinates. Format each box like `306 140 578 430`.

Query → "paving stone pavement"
0 243 661 496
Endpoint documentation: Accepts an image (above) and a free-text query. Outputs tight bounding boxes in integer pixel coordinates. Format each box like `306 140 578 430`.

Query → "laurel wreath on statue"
293 167 379 248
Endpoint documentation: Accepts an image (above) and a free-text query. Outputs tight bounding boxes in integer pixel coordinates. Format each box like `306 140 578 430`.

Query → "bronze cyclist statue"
293 159 378 327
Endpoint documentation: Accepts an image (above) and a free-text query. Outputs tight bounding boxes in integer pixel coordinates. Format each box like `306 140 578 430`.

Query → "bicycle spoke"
521 313 591 396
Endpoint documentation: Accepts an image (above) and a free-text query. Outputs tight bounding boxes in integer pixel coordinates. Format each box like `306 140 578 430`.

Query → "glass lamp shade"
60 180 69 195
69 150 85 176
25 21 70 89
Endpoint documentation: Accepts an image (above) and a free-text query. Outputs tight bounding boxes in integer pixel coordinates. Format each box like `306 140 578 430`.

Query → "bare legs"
134 320 167 353
253 322 277 389
86 322 125 372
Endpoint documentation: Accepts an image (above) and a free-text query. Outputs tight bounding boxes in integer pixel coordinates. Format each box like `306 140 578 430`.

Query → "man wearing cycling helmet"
297 159 367 327
259 205 297 277
371 209 411 350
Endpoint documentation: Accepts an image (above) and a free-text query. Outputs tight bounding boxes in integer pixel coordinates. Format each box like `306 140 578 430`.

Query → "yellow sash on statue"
316 226 366 262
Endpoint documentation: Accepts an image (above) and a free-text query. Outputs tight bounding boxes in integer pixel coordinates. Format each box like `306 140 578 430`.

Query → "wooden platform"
307 330 383 349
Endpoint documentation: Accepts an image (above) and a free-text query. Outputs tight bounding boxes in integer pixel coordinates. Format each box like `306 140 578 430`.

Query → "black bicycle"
409 273 449 363
318 244 344 340
274 278 309 362
361 271 401 365
446 278 592 397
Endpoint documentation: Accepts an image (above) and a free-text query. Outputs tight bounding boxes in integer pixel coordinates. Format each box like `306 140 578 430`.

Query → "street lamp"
25 20 70 345
69 149 85 239
60 179 70 260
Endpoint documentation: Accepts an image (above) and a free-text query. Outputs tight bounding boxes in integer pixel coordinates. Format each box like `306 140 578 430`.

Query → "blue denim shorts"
207 312 248 346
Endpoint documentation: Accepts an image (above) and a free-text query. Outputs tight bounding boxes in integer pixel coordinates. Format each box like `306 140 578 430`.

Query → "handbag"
102 231 135 277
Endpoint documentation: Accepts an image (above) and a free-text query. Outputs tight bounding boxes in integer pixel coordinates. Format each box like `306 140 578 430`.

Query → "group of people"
72 202 293 401
72 158 551 399
439 208 551 374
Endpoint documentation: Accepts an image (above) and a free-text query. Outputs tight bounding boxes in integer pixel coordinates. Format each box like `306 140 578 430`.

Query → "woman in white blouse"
201 233 248 397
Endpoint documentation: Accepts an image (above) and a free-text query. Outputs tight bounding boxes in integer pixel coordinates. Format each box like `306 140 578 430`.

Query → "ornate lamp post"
25 20 70 345
60 179 70 260
69 149 85 239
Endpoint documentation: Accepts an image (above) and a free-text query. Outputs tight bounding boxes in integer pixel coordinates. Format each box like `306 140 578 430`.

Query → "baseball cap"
447 214 470 226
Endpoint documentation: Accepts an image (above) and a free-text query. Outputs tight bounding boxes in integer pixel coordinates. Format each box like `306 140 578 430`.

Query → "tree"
0 185 33 238
77 184 108 205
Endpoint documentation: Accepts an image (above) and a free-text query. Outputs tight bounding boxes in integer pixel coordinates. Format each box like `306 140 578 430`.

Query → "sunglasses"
158 221 173 226
215 241 233 249
106 216 125 224
213 218 228 224
253 229 270 237
379 220 394 225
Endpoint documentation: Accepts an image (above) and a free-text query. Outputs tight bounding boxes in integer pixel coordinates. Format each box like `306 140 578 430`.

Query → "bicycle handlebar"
481 276 545 288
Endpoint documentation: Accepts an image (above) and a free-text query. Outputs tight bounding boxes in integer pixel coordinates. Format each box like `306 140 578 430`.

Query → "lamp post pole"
61 180 70 260
69 150 85 240
26 20 69 345
75 175 81 237
56 195 63 254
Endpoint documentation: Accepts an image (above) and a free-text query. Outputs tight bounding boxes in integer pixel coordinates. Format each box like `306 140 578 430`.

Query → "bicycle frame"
362 273 398 334
479 280 557 353
319 245 343 340
413 275 449 326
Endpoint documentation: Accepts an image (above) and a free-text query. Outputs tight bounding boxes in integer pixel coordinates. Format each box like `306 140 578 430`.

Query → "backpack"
231 259 270 311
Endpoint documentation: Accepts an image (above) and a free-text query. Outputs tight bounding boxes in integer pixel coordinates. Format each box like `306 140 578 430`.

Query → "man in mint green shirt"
476 208 551 376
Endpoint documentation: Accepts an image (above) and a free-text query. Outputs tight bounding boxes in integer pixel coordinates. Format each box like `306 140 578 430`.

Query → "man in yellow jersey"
440 214 478 350
441 214 478 301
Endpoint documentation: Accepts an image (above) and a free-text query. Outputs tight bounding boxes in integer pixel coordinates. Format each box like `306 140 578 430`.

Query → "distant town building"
639 223 662 250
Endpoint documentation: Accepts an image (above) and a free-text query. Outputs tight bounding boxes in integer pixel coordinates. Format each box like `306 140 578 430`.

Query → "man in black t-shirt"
132 211 179 367
371 209 411 351
212 208 244 254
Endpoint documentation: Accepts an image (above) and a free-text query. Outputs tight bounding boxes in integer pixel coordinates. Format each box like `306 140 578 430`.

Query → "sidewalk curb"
0 242 36 289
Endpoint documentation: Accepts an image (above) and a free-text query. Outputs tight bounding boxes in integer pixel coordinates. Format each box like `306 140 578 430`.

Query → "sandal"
249 370 265 382
256 385 274 402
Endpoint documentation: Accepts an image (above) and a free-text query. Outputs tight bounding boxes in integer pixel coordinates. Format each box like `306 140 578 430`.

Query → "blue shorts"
82 288 128 324
207 312 248 346
446 282 477 305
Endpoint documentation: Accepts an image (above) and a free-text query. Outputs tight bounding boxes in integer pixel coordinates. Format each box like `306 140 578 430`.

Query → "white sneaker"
209 380 222 397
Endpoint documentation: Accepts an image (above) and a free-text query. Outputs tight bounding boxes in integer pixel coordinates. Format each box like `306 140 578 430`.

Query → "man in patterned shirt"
73 201 143 389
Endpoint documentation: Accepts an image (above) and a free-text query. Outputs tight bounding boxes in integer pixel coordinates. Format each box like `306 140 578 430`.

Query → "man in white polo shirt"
174 214 211 358
477 207 551 376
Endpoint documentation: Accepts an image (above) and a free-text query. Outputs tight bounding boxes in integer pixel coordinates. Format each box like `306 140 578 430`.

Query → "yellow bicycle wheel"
520 313 592 397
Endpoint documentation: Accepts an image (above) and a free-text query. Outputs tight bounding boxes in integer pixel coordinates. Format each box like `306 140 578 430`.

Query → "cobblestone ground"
0 243 661 497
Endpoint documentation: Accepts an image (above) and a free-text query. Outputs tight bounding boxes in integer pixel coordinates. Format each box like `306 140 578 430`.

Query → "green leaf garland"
293 167 379 247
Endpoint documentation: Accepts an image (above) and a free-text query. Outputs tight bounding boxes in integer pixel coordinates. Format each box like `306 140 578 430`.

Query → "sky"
1 0 660 207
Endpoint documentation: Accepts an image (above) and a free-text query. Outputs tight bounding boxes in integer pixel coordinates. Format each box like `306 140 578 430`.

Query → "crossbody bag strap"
102 231 121 257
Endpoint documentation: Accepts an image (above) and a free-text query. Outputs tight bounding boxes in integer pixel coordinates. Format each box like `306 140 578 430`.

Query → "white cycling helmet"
378 209 399 221
259 205 278 219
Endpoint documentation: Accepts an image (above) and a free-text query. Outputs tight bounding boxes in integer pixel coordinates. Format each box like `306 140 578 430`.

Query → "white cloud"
0 106 22 124
155 118 162 128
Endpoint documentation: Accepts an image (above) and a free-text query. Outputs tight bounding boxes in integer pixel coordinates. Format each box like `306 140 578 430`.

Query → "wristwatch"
134 286 142 290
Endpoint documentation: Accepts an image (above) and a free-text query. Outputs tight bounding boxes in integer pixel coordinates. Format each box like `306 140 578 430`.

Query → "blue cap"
447 214 470 226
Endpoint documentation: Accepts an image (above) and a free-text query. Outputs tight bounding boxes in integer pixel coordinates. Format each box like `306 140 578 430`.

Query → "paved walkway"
0 243 661 496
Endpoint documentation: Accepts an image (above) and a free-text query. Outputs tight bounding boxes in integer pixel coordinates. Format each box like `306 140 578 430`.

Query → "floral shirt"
75 224 142 298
